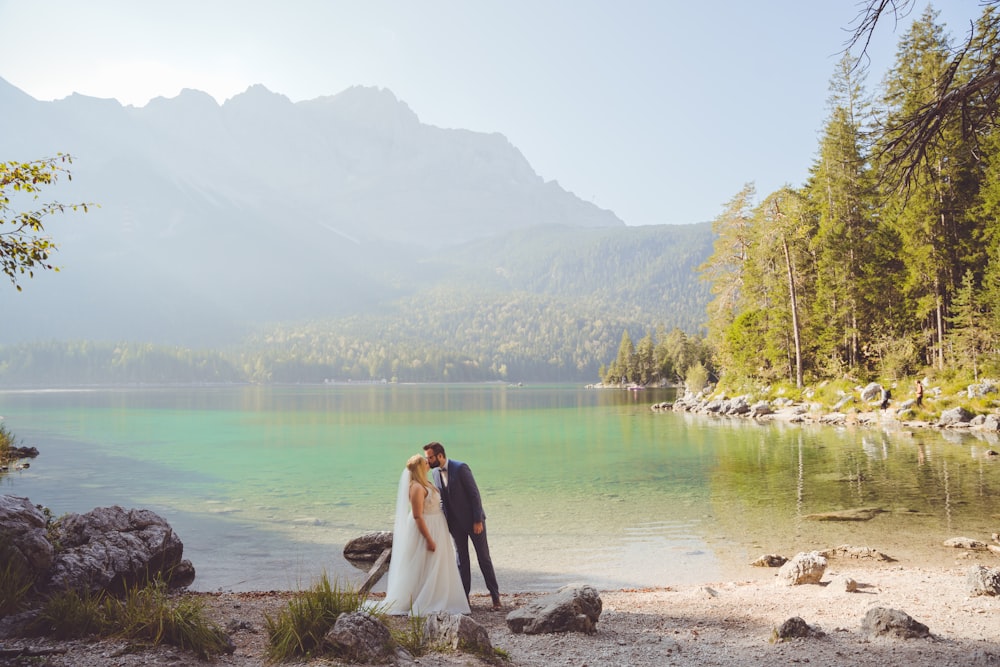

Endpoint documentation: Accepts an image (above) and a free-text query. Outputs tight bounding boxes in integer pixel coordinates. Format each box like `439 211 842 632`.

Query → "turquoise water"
2 385 999 593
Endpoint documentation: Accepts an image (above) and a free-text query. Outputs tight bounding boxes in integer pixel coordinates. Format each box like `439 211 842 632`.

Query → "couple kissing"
380 441 501 615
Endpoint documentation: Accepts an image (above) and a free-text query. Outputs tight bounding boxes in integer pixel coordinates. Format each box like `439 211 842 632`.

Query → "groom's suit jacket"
434 459 486 535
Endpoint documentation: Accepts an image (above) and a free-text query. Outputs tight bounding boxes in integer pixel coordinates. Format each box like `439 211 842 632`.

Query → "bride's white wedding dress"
381 477 470 616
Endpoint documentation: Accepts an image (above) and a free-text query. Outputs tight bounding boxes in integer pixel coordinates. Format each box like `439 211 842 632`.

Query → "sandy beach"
3 548 998 666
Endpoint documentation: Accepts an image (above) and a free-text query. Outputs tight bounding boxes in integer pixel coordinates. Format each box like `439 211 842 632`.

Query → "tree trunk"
782 234 804 388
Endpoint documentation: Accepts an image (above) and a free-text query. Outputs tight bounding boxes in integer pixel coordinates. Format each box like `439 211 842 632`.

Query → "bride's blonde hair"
407 454 434 493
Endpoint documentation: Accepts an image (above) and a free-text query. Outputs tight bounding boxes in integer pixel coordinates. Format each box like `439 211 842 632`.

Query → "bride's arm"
409 484 437 552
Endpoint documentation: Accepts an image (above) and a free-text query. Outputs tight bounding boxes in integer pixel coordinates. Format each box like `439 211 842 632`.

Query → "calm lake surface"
2 384 999 593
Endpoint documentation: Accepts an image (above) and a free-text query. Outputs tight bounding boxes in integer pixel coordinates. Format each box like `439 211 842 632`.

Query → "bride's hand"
427 539 437 552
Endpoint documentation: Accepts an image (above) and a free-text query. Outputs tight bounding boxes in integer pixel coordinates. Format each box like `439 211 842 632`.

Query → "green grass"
0 423 14 464
264 572 364 662
0 540 35 617
29 580 231 659
389 611 428 657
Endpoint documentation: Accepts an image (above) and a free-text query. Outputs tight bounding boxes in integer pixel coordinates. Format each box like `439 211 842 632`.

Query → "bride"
381 454 470 615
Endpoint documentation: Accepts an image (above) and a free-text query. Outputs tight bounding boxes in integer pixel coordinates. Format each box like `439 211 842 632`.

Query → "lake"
2 384 998 594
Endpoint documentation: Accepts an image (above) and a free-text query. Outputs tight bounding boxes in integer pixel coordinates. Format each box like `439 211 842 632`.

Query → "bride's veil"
391 467 413 544
383 467 417 611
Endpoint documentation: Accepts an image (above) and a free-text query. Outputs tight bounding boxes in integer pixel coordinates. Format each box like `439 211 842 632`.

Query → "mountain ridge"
0 77 711 380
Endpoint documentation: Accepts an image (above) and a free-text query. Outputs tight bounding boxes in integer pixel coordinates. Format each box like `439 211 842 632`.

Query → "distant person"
915 380 924 407
880 386 891 411
380 454 469 616
423 441 502 610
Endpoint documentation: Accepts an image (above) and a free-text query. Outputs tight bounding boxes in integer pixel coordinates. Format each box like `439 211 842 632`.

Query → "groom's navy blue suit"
433 459 500 603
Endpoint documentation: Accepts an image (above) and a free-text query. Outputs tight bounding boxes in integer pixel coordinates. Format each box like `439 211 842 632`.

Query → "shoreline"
5 556 998 666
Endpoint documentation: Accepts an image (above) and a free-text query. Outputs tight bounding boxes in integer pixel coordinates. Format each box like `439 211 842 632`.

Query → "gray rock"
749 400 773 417
776 551 827 586
983 415 1000 431
860 382 882 402
751 554 788 567
773 616 825 640
966 565 1000 596
943 536 989 550
343 531 393 568
0 494 54 580
46 505 194 595
506 584 602 635
861 607 930 639
325 611 396 663
832 395 853 411
967 381 998 399
939 406 973 426
423 612 492 653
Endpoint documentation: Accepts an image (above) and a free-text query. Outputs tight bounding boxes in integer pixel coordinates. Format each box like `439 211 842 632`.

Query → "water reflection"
3 385 1000 591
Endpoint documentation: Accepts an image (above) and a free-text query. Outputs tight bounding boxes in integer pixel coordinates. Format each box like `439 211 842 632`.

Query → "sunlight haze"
0 0 974 226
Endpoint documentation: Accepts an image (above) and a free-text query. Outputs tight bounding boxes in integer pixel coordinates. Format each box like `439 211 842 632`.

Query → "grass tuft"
264 572 363 662
389 611 428 657
0 540 35 617
30 580 231 658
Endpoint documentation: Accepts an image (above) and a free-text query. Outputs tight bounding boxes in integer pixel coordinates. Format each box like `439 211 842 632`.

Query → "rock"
943 536 989 550
343 531 393 568
860 382 882 402
325 611 396 663
804 507 886 522
939 406 973 426
820 544 895 562
966 565 1000 596
773 616 825 640
749 401 773 417
506 584 602 635
861 607 930 639
46 505 195 596
967 380 999 399
983 415 1000 431
423 612 492 653
750 554 788 567
0 494 54 581
776 551 827 586
826 575 858 592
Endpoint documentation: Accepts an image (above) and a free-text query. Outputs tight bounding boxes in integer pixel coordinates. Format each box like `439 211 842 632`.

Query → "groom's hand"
473 521 484 535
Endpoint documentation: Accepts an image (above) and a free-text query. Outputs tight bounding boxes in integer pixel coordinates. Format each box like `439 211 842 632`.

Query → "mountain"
0 78 712 379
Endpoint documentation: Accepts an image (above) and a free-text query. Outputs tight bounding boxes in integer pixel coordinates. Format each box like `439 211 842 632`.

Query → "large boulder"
46 505 195 595
0 495 54 581
506 584 602 635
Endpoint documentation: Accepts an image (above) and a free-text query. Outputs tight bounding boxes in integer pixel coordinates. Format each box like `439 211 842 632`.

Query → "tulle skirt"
381 512 470 615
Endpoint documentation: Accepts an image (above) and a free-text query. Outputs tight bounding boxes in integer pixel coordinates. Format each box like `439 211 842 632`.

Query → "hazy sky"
0 1 976 226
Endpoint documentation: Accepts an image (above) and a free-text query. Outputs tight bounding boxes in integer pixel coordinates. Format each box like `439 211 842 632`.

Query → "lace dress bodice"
414 483 443 516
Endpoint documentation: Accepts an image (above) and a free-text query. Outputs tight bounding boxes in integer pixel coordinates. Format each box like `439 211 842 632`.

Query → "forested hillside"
0 223 713 385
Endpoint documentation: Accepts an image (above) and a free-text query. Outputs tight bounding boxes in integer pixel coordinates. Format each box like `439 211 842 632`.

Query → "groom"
423 441 502 610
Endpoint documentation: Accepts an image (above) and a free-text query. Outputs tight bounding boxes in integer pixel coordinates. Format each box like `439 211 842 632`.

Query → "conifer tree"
877 6 979 369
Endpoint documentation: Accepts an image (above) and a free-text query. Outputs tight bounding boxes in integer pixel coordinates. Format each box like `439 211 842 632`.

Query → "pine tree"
877 6 979 370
